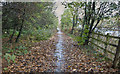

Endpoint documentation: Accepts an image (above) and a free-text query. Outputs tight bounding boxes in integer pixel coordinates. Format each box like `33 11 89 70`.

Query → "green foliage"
61 9 72 31
4 45 28 57
24 25 55 41
4 53 16 64
23 50 28 55
2 2 58 43
6 49 14 53
0 52 2 56
3 68 8 71
4 53 11 64
35 28 52 40
74 36 85 45
14 45 28 55
2 46 8 50
16 45 27 50
74 25 89 45
2 29 19 38
14 49 28 56
15 51 22 56
11 54 16 63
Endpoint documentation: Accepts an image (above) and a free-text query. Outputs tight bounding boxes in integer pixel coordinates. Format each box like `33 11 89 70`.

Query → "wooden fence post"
104 33 109 56
97 32 100 51
92 32 94 47
112 37 120 68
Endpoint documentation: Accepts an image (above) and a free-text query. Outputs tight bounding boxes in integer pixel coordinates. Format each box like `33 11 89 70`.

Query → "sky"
54 1 65 25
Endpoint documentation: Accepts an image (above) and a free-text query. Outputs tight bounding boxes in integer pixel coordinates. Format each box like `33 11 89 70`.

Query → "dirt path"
3 29 119 72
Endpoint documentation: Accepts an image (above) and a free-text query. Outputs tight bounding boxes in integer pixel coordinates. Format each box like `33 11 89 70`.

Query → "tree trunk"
80 2 87 37
89 2 95 33
87 2 92 26
118 1 120 37
9 24 16 43
71 14 75 34
80 19 85 37
76 14 78 26
84 2 87 26
85 2 95 45
15 8 25 42
83 2 89 45
91 18 101 32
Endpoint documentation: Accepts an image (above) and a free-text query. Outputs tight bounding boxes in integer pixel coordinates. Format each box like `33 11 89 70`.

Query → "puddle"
54 28 65 72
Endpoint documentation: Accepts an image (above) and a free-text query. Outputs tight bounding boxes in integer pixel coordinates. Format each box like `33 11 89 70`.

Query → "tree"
2 2 58 43
61 9 72 32
81 2 120 45
62 2 82 34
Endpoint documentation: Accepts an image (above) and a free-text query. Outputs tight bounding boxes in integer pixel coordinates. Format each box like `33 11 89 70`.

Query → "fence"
89 32 120 68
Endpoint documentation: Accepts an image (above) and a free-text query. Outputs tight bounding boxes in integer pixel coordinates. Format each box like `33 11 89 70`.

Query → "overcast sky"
54 1 65 24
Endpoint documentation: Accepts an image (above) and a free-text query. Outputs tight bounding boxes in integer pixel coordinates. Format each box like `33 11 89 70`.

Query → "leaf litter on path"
3 33 119 72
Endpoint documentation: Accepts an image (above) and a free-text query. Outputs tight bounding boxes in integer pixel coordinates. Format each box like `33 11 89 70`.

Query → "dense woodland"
1 1 120 73
2 2 58 42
